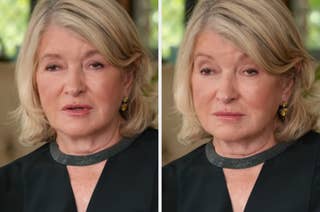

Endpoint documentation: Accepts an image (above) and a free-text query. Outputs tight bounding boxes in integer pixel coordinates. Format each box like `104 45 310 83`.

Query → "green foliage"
310 0 320 9
307 0 320 50
0 0 29 60
162 0 184 59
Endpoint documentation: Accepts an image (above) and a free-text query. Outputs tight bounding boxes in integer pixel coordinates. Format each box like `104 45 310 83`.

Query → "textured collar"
50 136 136 166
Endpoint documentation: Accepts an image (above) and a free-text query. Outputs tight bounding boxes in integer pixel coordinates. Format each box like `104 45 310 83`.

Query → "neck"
213 129 277 159
56 122 121 155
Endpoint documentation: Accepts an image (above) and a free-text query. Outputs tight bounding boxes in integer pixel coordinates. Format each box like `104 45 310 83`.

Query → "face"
191 30 292 143
36 25 132 140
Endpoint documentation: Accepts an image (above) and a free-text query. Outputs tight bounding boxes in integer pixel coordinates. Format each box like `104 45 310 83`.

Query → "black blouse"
163 131 320 212
0 128 158 212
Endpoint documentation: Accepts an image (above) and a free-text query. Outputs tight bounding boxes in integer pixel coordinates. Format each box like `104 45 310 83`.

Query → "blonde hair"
15 0 156 145
174 0 320 144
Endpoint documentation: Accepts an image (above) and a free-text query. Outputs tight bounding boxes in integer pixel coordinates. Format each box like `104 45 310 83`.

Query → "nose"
64 67 86 97
216 74 238 104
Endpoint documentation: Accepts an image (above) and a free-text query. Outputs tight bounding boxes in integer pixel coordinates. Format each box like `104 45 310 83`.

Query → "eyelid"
87 61 105 70
199 67 215 75
44 63 61 71
242 68 259 76
194 59 215 73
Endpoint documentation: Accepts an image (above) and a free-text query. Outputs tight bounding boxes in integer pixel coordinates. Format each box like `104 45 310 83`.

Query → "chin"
60 128 94 138
54 122 96 138
207 126 247 142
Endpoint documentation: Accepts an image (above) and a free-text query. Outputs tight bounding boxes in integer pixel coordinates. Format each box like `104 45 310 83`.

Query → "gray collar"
205 140 293 169
50 137 135 166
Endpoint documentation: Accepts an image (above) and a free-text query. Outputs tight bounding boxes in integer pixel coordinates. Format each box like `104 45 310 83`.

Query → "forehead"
37 25 97 58
193 30 252 63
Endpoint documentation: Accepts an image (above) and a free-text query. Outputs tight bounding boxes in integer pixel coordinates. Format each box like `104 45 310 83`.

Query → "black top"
0 128 158 212
163 131 320 212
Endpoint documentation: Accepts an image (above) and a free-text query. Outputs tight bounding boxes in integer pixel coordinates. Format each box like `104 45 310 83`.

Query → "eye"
200 67 215 75
243 68 258 76
45 64 61 72
89 62 104 70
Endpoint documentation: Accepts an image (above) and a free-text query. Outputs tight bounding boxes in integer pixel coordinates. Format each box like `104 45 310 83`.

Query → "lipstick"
213 111 244 120
62 104 92 116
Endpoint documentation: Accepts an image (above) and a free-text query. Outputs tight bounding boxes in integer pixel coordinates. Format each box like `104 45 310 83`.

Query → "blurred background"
0 0 158 166
162 0 320 165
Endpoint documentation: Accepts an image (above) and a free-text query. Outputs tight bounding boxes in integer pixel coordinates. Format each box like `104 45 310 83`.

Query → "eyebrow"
83 50 101 58
193 53 215 60
38 50 102 62
194 52 250 63
39 53 61 62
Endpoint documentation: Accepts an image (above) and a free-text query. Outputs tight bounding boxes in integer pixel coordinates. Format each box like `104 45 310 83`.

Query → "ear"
122 70 134 96
281 75 294 102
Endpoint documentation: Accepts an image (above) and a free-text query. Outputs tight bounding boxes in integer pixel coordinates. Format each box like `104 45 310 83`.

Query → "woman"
0 0 157 211
163 0 320 211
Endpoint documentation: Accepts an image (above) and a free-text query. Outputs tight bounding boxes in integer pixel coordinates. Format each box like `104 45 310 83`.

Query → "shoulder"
130 127 158 153
0 143 50 208
286 131 320 157
296 130 320 146
294 131 320 210
0 143 50 173
162 144 207 212
119 127 158 166
163 144 207 176
135 127 158 143
164 144 206 169
0 144 50 181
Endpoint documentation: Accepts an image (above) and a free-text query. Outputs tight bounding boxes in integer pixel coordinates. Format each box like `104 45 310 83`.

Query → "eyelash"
198 67 259 77
89 62 104 70
199 67 214 75
45 64 61 72
243 68 259 76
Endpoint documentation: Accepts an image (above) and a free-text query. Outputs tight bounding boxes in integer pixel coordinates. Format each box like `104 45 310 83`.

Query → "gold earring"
278 102 288 121
120 97 129 112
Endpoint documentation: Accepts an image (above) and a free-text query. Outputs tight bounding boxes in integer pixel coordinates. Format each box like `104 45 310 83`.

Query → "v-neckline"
219 161 268 212
64 159 110 212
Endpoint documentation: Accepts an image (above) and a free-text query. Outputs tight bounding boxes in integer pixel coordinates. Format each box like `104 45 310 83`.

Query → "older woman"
0 0 157 211
163 0 320 212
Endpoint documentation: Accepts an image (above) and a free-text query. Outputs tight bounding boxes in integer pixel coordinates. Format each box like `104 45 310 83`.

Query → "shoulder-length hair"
15 0 156 145
174 0 320 144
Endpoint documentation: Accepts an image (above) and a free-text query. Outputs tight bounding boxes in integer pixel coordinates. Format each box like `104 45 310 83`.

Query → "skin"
191 30 293 211
192 30 292 157
36 25 132 211
36 25 132 154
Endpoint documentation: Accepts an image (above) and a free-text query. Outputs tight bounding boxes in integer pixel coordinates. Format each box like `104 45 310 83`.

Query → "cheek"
191 77 201 112
91 75 125 108
243 82 282 117
36 72 68 120
191 76 215 110
36 74 55 108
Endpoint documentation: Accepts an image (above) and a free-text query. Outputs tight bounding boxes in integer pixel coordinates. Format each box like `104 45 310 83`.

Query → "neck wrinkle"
213 133 277 159
56 120 121 156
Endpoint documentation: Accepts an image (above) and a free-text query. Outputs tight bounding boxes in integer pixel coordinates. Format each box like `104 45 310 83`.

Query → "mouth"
62 104 93 115
213 111 245 119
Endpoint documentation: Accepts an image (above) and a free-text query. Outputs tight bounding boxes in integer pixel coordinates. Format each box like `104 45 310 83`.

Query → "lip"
62 104 93 116
213 111 245 120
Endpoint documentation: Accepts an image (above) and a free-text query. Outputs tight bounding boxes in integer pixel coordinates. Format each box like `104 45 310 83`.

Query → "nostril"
217 96 234 103
65 87 85 96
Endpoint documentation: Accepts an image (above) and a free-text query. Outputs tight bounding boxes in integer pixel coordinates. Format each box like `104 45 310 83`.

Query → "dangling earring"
120 97 129 112
278 102 288 121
